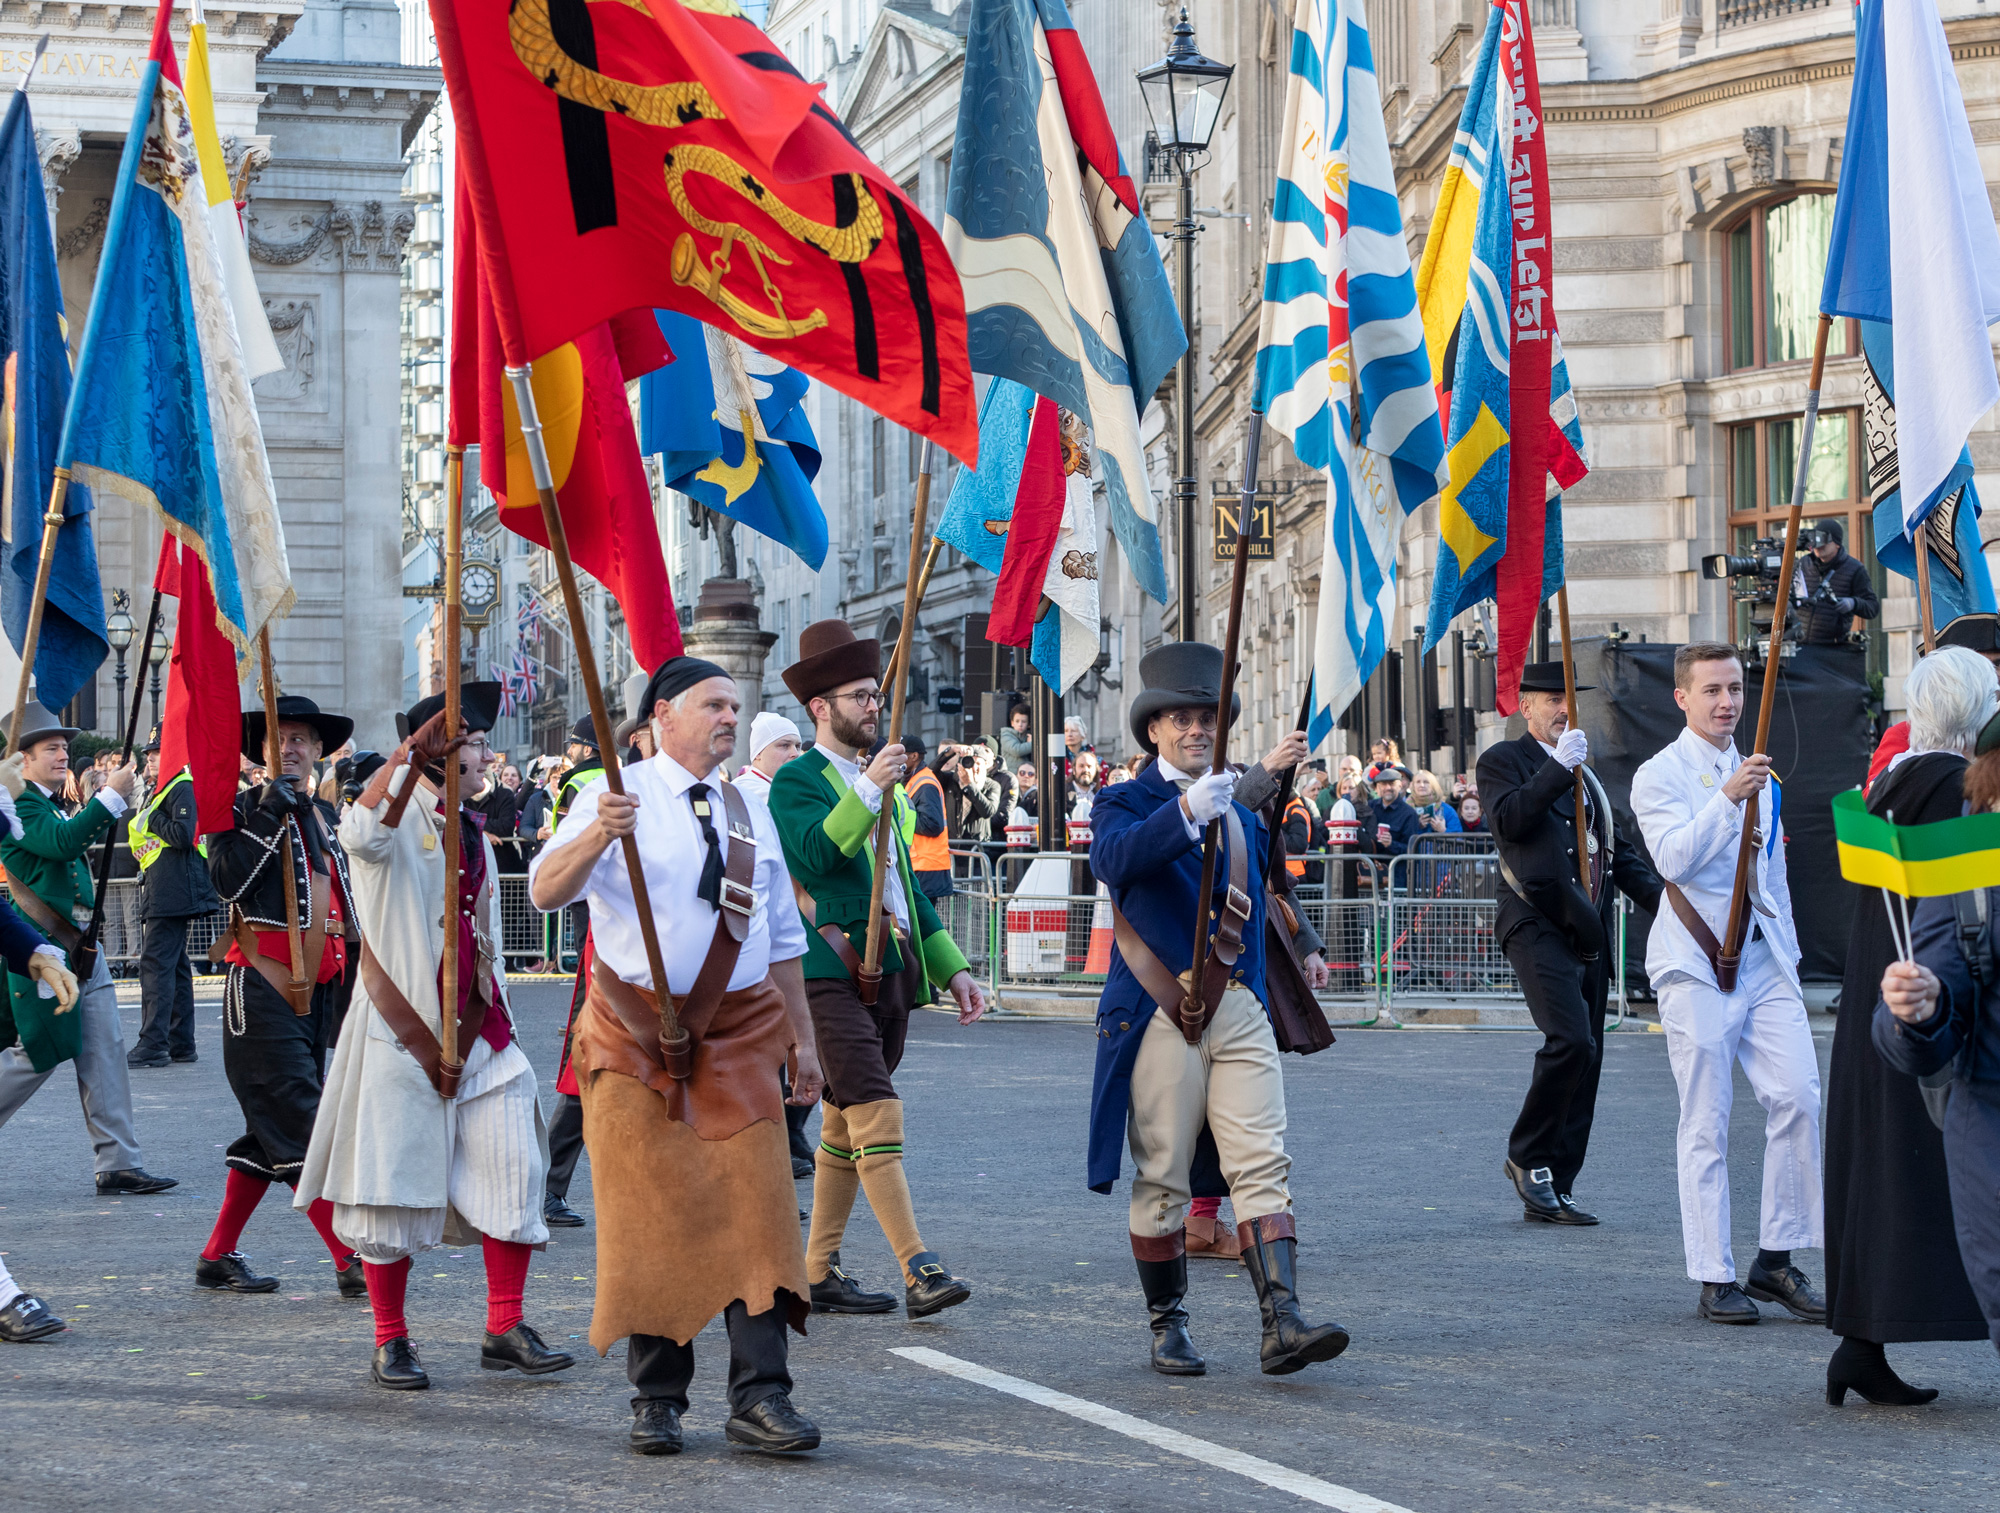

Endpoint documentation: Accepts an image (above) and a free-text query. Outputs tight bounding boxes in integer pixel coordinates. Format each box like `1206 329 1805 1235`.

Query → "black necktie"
688 782 724 909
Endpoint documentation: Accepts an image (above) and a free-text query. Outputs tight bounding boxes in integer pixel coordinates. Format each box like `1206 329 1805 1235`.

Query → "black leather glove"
258 777 301 817
1834 596 1855 615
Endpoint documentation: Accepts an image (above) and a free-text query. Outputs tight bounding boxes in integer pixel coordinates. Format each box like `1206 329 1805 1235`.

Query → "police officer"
127 730 220 1068
1797 518 1879 645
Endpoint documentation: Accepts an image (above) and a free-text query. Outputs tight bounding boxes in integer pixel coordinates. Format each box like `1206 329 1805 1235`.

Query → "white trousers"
1656 937 1823 1283
0 1246 18 1311
333 1040 549 1263
1126 985 1292 1238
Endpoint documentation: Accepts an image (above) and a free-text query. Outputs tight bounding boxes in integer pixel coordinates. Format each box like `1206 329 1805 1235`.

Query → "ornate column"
33 127 80 231
681 579 779 722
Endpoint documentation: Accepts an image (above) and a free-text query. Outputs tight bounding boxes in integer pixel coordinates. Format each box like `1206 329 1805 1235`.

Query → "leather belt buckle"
1224 885 1253 920
728 824 756 846
720 878 756 918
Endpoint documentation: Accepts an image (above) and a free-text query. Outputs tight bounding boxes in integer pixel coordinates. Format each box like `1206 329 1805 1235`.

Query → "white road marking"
889 1347 1418 1513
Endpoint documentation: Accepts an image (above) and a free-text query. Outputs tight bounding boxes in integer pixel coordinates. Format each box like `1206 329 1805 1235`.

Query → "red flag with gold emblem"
449 161 683 671
427 0 975 465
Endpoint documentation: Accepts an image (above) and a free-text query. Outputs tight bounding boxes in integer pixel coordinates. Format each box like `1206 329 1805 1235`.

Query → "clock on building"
461 561 499 623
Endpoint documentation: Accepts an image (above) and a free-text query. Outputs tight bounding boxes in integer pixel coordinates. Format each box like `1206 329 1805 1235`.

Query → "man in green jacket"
770 621 986 1321
0 703 177 1195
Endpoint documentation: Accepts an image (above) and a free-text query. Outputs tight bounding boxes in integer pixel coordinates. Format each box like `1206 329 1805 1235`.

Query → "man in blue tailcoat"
1087 643 1349 1381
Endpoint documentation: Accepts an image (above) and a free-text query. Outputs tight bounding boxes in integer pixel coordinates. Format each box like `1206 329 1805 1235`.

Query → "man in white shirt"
531 655 827 1457
1630 642 1825 1326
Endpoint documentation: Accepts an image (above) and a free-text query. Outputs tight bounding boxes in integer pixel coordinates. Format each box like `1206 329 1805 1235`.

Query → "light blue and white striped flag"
1254 0 1444 747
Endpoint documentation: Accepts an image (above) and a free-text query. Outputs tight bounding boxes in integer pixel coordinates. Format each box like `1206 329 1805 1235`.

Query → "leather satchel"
1263 884 1335 1055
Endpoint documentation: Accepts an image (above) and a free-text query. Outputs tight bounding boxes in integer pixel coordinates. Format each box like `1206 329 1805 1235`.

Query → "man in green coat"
0 703 177 1195
769 621 986 1321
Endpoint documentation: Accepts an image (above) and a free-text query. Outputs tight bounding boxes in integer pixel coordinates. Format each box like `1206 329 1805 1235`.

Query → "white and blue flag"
1254 0 1444 745
944 0 1183 604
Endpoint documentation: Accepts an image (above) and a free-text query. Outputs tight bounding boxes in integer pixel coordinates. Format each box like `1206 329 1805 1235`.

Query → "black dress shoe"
1551 1194 1600 1226
1827 1336 1940 1406
372 1336 430 1390
791 1156 815 1180
195 1251 279 1293
903 1251 971 1319
1503 1159 1563 1221
725 1391 821 1453
1698 1281 1760 1324
630 1399 684 1455
481 1321 576 1375
97 1168 178 1196
542 1192 585 1228
809 1251 897 1314
1745 1261 1827 1323
1135 1254 1205 1376
0 1293 65 1342
335 1256 369 1299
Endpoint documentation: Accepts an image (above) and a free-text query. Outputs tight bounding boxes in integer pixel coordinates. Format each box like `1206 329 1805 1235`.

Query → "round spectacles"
1164 709 1218 733
831 690 882 709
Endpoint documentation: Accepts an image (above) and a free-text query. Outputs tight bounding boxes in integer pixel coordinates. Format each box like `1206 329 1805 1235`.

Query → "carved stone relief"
254 297 318 404
56 197 110 262
33 127 80 228
246 200 415 270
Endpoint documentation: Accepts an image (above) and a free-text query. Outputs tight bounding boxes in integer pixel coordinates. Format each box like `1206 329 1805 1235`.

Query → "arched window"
1725 193 1854 371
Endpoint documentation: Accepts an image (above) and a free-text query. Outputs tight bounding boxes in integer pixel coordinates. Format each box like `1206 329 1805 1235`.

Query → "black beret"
640 655 734 717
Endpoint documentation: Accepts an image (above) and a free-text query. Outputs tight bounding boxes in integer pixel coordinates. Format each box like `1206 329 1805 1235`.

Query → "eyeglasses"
1163 709 1218 733
829 690 882 709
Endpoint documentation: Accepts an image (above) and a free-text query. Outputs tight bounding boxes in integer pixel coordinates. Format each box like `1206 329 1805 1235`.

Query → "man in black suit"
1478 663 1662 1225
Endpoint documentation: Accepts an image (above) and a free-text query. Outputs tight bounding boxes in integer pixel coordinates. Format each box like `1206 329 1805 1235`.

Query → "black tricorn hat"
784 619 882 705
1127 643 1240 756
1937 613 2000 657
241 695 354 762
403 682 503 739
1516 661 1594 695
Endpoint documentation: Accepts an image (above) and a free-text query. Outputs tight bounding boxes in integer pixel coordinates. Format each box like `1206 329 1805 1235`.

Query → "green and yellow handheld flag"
1832 788 2000 896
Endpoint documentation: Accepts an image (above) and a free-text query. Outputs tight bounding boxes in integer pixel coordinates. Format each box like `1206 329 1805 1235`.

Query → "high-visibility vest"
555 757 603 824
128 770 208 871
905 766 949 872
1282 795 1312 878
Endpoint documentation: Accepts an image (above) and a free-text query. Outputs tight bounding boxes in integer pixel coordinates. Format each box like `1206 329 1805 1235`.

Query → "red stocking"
201 1169 270 1261
482 1236 532 1336
364 1257 412 1347
302 1198 353 1266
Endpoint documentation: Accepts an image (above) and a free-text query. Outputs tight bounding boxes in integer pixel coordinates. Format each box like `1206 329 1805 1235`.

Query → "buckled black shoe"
0 1293 66 1342
1503 1159 1563 1222
903 1251 972 1319
1134 1247 1205 1376
335 1255 369 1299
97 1168 178 1196
630 1399 684 1455
371 1336 430 1390
1745 1261 1827 1323
809 1251 897 1314
725 1391 821 1453
195 1251 279 1293
1551 1194 1600 1226
1239 1216 1350 1375
1698 1282 1761 1324
481 1322 576 1375
542 1192 585 1228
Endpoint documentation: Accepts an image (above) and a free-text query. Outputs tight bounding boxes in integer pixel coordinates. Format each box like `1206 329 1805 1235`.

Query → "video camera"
1699 529 1837 662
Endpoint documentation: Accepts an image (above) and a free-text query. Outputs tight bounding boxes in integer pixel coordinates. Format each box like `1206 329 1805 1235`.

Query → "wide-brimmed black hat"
1516 661 1593 695
784 619 882 705
404 682 502 738
241 695 353 762
1938 613 2000 657
1127 643 1240 756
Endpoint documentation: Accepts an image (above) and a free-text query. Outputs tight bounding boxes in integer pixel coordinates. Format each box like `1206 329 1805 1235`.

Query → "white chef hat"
748 711 800 761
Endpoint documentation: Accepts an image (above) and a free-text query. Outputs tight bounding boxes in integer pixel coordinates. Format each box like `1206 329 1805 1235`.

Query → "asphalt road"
2 982 1995 1513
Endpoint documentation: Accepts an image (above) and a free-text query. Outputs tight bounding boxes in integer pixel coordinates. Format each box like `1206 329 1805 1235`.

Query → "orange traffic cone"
1083 882 1114 974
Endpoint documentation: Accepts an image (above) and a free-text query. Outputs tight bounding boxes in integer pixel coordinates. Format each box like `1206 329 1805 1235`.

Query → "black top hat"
1515 661 1594 695
404 682 503 739
241 695 354 762
1937 613 2000 657
1127 643 1240 756
783 619 882 705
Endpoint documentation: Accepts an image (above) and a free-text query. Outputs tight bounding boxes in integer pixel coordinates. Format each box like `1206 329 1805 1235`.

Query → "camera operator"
1796 519 1878 646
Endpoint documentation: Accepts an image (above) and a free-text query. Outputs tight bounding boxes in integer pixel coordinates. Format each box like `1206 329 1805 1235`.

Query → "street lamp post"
105 591 135 730
147 628 169 730
1138 8 1232 643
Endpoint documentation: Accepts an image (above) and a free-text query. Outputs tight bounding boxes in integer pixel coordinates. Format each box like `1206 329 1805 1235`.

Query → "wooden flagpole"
8 470 71 752
257 624 308 998
1185 411 1264 1041
1720 313 1833 982
1555 586 1590 891
862 438 936 995
1913 522 1938 655
439 444 465 1082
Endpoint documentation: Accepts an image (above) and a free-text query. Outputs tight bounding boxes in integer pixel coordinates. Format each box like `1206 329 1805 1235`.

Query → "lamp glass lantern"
1137 9 1234 159
105 595 135 655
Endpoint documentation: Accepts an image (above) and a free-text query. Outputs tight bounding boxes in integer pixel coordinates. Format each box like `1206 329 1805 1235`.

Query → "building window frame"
1723 192 1858 373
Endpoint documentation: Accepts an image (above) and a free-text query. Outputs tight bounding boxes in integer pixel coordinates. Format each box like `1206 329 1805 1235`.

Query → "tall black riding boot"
1132 1231 1204 1376
1238 1214 1350 1376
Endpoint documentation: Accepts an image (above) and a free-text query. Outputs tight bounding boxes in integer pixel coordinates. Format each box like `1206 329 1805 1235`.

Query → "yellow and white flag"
184 0 281 379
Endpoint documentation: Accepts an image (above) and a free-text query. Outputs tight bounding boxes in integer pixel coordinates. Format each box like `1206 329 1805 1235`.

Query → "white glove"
1184 768 1238 824
0 752 24 800
0 785 18 839
1554 728 1589 771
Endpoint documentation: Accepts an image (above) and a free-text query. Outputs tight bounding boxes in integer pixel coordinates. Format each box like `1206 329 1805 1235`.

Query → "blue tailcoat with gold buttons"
1085 760 1269 1192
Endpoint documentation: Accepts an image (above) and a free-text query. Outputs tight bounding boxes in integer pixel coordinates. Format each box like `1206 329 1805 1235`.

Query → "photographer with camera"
1796 519 1878 646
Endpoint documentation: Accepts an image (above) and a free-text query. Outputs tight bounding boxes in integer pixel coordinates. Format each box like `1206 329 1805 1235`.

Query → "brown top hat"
783 619 881 705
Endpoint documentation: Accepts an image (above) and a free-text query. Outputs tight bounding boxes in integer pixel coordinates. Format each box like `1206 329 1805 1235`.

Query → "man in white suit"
1631 642 1824 1327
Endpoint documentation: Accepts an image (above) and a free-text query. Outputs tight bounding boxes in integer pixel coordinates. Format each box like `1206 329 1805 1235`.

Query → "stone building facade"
2 0 436 752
